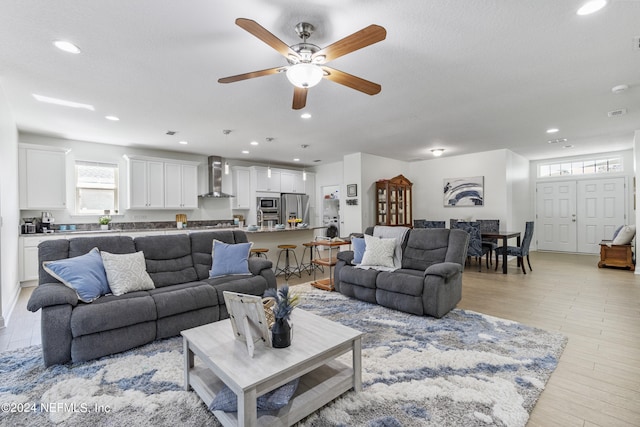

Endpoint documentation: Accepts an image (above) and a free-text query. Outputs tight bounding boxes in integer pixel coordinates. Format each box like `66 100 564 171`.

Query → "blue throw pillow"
209 240 253 278
42 247 110 303
209 378 299 412
352 237 366 264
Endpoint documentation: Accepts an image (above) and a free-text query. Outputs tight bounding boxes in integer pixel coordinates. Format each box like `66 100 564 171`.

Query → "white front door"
537 181 577 252
576 178 626 253
536 178 626 253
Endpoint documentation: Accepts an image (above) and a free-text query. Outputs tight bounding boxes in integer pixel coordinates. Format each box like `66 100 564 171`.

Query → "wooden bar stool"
274 244 301 280
299 242 324 276
250 248 269 259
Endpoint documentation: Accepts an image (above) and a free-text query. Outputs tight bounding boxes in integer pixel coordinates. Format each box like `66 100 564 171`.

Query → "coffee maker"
21 218 37 234
40 212 55 233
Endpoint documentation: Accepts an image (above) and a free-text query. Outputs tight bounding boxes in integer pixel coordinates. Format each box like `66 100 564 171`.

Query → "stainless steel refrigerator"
280 193 310 224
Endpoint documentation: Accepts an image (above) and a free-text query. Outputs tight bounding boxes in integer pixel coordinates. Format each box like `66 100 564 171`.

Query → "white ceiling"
1 1 639 168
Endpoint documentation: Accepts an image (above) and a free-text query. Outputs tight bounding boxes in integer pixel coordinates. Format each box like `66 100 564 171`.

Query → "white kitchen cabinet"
19 144 68 210
164 162 199 209
253 167 281 192
20 235 60 282
280 170 305 193
233 167 251 209
127 158 165 209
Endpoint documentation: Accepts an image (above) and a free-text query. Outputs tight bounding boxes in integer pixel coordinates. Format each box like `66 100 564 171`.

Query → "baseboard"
2 280 22 328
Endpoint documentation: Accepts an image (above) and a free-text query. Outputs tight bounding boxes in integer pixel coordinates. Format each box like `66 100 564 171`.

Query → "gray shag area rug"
0 284 566 426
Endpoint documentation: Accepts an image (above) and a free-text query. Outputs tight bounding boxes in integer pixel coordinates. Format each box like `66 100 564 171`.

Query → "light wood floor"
3 252 638 426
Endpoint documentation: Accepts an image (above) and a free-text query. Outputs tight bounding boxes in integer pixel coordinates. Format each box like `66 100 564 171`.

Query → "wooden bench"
598 240 635 271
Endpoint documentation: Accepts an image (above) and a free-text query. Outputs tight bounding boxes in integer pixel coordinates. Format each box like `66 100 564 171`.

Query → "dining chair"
414 219 445 228
455 222 490 271
494 221 534 274
477 219 500 264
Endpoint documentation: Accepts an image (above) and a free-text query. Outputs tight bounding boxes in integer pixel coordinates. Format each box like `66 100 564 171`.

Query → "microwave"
258 197 279 210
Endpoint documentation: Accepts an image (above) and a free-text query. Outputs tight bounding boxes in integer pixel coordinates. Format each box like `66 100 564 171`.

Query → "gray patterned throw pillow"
100 251 155 296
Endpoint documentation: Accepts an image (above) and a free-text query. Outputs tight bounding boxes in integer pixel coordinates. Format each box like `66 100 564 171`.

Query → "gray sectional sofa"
334 227 469 318
27 230 275 366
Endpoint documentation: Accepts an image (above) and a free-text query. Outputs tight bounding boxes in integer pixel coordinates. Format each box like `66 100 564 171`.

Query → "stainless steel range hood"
199 156 234 198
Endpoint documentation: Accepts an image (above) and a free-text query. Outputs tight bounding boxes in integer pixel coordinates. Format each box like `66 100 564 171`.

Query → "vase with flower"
264 286 299 348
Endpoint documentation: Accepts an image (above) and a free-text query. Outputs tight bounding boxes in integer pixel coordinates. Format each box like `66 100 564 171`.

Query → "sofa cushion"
135 234 198 287
70 291 156 337
148 282 218 318
38 239 71 284
402 229 450 271
42 247 110 303
340 265 379 289
190 231 238 280
101 251 155 296
376 271 424 296
209 240 253 278
69 235 136 258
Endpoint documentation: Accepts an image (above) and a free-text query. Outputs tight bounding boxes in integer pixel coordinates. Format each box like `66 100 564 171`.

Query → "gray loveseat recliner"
27 230 275 366
334 227 469 318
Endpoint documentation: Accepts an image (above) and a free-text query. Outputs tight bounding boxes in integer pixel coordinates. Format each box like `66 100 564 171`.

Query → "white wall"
507 150 531 228
0 85 20 327
314 161 344 232
18 132 235 224
634 132 640 274
409 149 520 229
342 153 363 235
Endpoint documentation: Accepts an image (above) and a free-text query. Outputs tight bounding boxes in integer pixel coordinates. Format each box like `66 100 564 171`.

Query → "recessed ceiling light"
53 40 81 54
105 115 120 121
611 84 629 94
241 150 249 154
431 149 445 157
300 113 312 119
250 141 259 146
563 145 574 149
577 0 607 15
548 138 568 144
33 94 94 110
293 158 300 162
178 140 188 145
546 128 559 134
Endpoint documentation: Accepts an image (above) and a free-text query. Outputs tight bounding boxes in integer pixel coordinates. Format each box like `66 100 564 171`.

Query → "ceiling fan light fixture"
286 63 323 88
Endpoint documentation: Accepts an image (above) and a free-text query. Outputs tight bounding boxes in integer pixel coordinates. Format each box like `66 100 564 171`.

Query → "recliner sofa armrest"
27 283 78 312
337 250 355 265
424 262 463 280
248 257 273 275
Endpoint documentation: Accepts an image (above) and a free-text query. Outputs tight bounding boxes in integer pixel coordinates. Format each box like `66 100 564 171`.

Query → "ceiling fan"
218 18 387 110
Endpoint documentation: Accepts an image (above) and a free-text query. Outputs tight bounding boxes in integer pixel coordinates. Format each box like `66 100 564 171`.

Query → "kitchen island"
19 225 326 284
244 226 326 267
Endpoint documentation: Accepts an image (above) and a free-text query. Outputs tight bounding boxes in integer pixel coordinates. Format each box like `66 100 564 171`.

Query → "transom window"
538 157 622 178
75 161 119 215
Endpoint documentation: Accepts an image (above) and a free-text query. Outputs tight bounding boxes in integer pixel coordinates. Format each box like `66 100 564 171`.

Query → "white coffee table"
182 308 363 427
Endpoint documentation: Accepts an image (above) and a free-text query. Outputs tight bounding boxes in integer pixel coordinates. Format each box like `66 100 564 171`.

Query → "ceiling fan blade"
313 25 386 63
218 67 285 83
292 87 307 110
321 66 381 95
235 18 299 60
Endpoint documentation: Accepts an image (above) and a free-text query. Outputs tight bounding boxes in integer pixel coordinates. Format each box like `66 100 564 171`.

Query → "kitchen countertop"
21 225 326 237
243 226 324 233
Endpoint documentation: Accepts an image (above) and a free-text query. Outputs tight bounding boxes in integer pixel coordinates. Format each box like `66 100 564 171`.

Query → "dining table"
480 231 522 274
